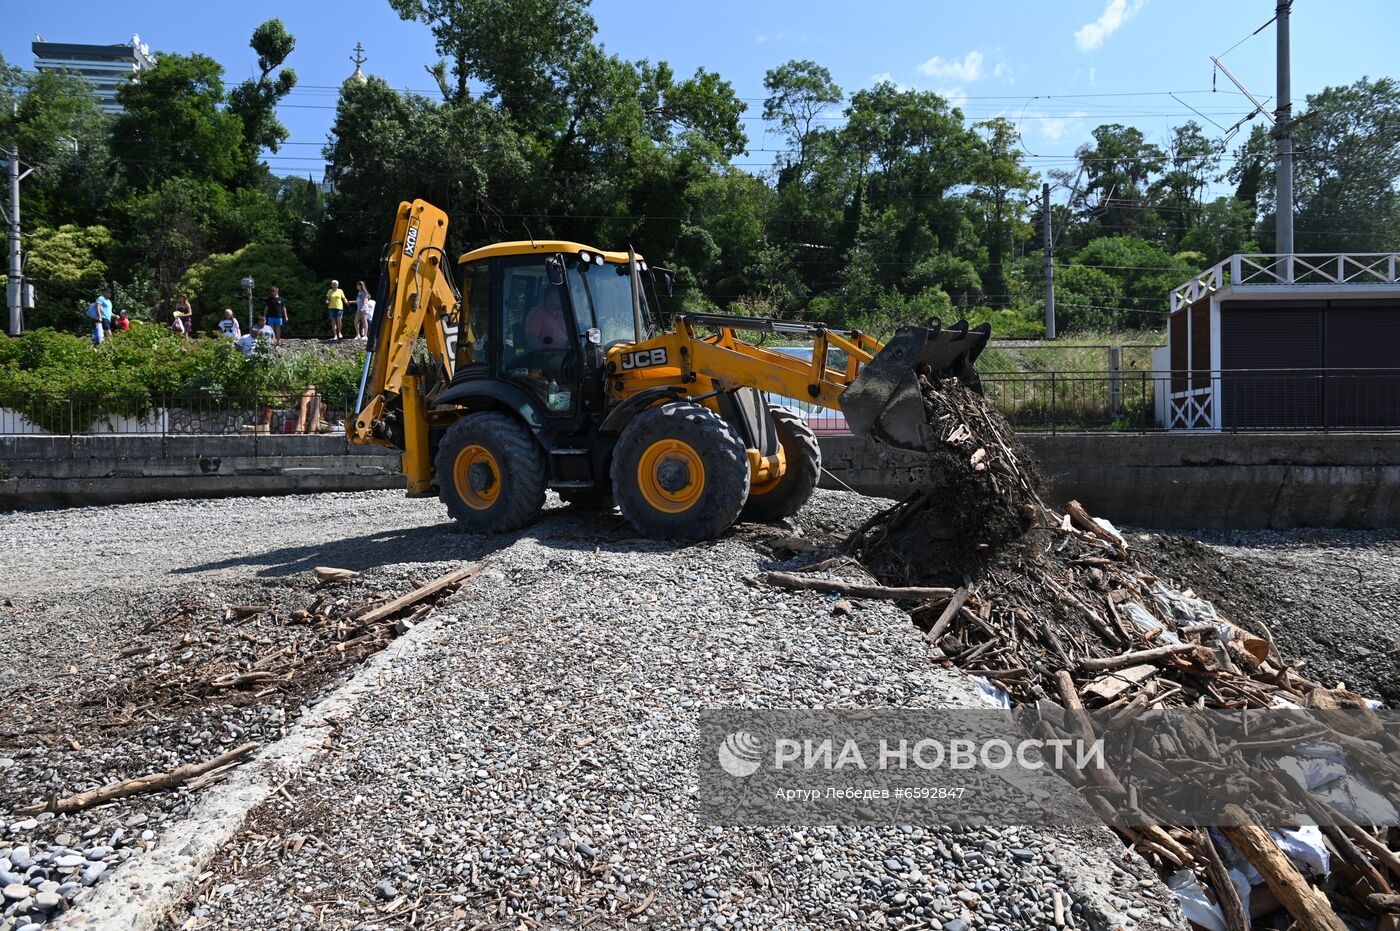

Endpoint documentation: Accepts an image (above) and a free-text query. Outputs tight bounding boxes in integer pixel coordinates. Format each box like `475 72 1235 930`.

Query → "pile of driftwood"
19 563 484 818
101 563 482 713
766 373 1400 931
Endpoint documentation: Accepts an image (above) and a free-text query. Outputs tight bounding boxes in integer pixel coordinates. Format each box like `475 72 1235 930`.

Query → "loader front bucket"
840 319 991 452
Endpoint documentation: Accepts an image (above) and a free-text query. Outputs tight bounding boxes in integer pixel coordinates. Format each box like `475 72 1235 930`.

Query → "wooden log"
763 572 956 603
1083 663 1159 702
354 563 485 627
313 566 360 584
1066 499 1126 551
924 587 970 644
1219 804 1348 931
1078 642 1206 672
1368 895 1400 913
1054 671 1126 796
1195 828 1250 931
1312 815 1391 896
17 743 258 815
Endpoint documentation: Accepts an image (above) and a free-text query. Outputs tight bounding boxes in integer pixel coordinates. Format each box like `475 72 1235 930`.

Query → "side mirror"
546 254 565 287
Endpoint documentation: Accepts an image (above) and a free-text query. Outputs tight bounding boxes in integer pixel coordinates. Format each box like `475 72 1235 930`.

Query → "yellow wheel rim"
452 444 500 511
749 473 782 496
638 439 706 514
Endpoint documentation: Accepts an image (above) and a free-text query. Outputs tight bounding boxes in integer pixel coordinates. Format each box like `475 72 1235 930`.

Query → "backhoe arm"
350 200 460 447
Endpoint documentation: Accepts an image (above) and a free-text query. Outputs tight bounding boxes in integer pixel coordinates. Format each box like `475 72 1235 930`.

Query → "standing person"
325 279 347 340
88 287 114 337
217 308 241 340
173 292 194 339
262 286 288 346
354 281 371 340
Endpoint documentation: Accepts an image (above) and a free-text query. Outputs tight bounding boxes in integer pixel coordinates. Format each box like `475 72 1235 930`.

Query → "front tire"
612 401 750 542
743 406 821 522
435 412 546 532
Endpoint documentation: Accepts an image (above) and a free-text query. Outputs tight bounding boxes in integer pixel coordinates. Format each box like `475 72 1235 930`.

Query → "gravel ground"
140 493 1169 931
0 491 490 929
19 487 1396 930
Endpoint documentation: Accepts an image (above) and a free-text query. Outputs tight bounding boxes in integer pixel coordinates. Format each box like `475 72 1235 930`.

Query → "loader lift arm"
351 200 461 452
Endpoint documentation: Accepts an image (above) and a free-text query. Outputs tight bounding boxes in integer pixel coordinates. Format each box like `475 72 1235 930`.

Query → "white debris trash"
968 675 1011 709
1166 867 1252 931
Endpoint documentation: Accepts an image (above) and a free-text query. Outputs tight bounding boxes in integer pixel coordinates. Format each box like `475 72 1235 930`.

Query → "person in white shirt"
236 316 276 356
355 281 373 339
217 308 242 340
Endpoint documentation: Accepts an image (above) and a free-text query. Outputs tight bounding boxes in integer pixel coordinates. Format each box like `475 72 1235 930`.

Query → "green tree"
1179 197 1258 262
20 225 113 330
1149 121 1225 250
1230 77 1400 252
0 62 119 229
180 240 319 333
970 118 1038 307
762 60 842 183
1071 236 1197 325
388 0 596 120
227 19 299 184
112 53 245 189
1068 124 1166 241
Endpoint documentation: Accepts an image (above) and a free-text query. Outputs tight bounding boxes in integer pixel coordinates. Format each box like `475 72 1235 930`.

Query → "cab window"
457 260 490 368
500 259 576 414
567 257 651 347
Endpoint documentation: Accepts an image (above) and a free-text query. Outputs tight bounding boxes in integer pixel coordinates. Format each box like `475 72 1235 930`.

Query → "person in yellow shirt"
325 279 348 340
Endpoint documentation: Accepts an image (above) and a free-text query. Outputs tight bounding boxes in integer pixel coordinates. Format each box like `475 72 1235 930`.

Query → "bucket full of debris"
841 318 991 453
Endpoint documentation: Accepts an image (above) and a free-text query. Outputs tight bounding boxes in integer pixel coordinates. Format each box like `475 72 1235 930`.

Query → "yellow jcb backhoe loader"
349 199 990 541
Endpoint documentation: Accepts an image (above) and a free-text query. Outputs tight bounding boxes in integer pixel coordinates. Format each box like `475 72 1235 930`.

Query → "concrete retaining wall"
7 430 1399 529
0 434 404 510
820 432 1400 530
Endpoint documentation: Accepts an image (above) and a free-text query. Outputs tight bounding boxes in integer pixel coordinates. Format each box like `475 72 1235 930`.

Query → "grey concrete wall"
8 430 1399 529
1 434 404 510
819 432 1400 530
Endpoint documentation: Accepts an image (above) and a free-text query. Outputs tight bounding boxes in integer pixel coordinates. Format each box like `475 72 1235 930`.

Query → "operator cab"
453 241 667 421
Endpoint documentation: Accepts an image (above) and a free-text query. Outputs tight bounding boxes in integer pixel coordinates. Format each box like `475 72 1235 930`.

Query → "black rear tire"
743 406 821 522
435 412 546 532
612 401 750 542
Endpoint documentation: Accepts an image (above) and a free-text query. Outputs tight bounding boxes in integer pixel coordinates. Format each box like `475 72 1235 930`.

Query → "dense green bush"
0 326 364 430
179 240 320 335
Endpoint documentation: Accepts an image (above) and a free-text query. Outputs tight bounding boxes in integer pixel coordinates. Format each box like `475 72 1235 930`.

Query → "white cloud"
939 87 969 109
993 61 1009 80
1036 110 1089 142
917 51 984 82
1074 0 1146 52
755 34 767 44
868 72 912 91
1088 66 1096 87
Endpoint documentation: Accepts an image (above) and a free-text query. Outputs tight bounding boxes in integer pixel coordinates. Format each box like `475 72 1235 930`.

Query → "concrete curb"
51 603 467 931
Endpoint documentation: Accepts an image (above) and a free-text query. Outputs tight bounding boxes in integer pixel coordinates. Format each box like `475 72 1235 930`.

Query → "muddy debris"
770 371 1400 931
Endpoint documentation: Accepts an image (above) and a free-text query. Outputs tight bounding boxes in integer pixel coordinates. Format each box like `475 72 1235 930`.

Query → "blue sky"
5 0 1397 195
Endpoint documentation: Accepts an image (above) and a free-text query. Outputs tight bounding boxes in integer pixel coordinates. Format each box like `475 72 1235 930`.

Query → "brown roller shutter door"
1323 301 1400 428
1220 304 1323 428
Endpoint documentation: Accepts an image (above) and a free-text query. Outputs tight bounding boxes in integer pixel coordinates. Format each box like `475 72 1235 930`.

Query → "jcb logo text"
621 348 668 370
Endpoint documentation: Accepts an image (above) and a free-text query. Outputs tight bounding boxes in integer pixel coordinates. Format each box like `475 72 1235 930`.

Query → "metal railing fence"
5 370 1400 437
0 389 355 438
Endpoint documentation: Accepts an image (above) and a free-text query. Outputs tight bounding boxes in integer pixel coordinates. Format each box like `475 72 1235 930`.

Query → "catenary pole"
1274 0 1293 260
6 143 21 336
1043 182 1056 340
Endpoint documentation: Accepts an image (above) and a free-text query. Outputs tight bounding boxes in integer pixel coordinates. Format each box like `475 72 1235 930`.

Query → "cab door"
497 256 582 416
